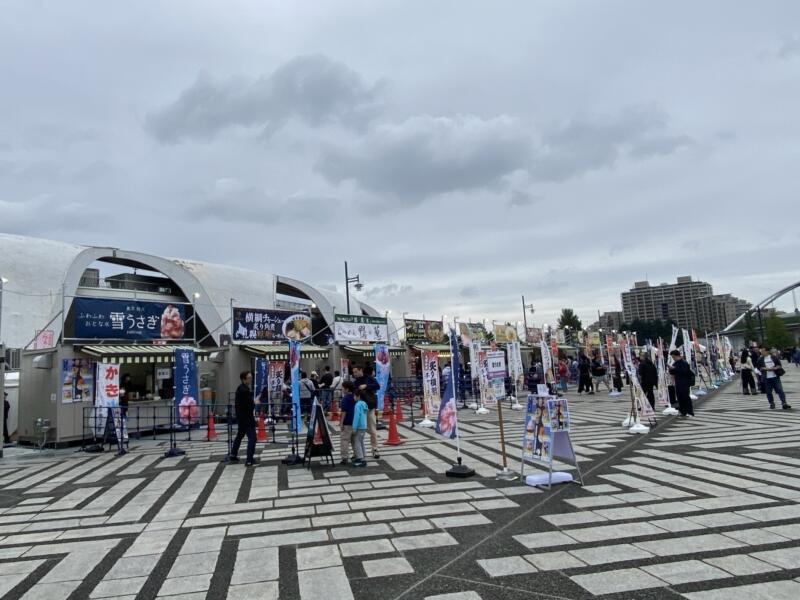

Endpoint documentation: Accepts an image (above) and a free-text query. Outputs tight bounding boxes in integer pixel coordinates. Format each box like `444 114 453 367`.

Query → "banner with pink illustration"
374 344 391 411
174 348 199 426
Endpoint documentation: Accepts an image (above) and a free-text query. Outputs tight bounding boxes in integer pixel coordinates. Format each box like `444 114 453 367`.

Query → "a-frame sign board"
519 393 583 489
302 399 335 468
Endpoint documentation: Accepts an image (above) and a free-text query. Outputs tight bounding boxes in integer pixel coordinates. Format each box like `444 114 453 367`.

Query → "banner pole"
495 394 517 480
446 318 474 478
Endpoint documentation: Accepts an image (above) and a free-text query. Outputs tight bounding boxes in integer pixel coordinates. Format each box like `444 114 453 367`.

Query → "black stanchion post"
282 404 302 465
163 402 185 458
152 406 157 440
226 404 233 459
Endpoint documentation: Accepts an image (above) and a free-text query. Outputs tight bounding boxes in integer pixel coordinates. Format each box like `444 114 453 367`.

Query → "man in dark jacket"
638 354 659 409
577 354 592 395
229 371 257 466
320 366 334 389
352 364 381 459
669 350 694 417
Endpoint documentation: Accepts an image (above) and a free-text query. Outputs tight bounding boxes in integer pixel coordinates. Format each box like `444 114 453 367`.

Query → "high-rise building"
621 276 713 329
694 293 752 333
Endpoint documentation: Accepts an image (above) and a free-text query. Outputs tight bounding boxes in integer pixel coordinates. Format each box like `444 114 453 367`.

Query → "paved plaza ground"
2 369 800 600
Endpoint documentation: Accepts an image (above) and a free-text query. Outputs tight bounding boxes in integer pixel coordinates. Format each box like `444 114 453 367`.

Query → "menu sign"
405 319 447 344
232 308 312 342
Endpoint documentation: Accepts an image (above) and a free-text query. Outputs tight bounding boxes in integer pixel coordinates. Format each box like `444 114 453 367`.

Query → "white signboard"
334 314 388 343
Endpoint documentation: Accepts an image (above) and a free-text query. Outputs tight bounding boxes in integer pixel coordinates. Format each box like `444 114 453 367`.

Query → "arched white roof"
0 234 393 348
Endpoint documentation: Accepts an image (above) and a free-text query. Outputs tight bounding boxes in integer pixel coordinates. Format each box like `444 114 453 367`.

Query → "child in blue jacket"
351 390 368 467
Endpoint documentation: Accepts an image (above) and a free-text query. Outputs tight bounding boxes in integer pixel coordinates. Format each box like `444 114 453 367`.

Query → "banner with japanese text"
232 307 312 342
404 319 448 344
493 323 519 343
374 344 391 411
435 327 460 438
73 297 186 340
61 358 94 404
93 362 119 435
485 350 506 406
459 322 488 343
254 358 268 402
289 341 301 432
268 361 285 408
507 341 524 389
173 348 198 426
421 350 441 417
340 358 350 382
334 314 388 343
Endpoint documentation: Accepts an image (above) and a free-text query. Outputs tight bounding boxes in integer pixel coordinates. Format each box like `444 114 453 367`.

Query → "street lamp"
344 261 363 315
521 295 535 341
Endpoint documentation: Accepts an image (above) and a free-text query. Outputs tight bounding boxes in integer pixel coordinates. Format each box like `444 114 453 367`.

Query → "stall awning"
412 344 452 352
78 345 210 364
243 345 330 359
343 345 406 356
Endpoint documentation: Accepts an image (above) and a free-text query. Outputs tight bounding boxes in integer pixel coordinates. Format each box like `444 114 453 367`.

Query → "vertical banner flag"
469 340 481 380
421 350 441 417
340 358 350 382
656 339 670 406
477 349 490 406
605 335 615 364
268 361 285 414
94 362 120 435
508 341 524 389
523 394 552 462
436 327 460 438
540 339 552 375
289 341 301 432
374 344 391 411
174 348 198 426
254 358 268 403
485 350 506 406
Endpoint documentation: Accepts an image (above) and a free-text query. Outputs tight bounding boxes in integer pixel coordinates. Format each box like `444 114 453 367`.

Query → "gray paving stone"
682 579 800 600
339 538 395 557
393 532 458 552
641 559 729 585
704 554 780 576
570 567 668 595
722 527 792 545
227 581 279 600
569 543 654 566
476 556 537 577
297 566 354 600
363 557 414 577
297 545 342 570
424 593 483 600
634 533 745 557
523 550 586 571
751 546 800 569
513 530 576 549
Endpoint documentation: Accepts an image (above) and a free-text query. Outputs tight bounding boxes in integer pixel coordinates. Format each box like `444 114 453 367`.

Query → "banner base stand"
621 416 639 427
282 453 303 465
510 402 523 411
496 467 518 481
629 422 650 434
525 471 572 487
163 447 185 458
418 417 435 428
446 457 475 478
663 407 679 416
690 394 698 401
695 388 708 396
467 402 478 410
475 407 490 415
608 391 623 397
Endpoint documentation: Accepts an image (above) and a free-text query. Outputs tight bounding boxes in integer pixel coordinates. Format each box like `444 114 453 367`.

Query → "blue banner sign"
174 348 199 426
74 297 187 340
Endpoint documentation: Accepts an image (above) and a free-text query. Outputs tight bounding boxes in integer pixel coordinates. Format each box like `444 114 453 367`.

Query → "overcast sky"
2 1 799 328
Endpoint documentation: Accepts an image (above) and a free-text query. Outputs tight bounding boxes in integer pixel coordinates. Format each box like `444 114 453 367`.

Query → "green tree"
743 312 759 345
764 310 793 349
557 308 582 331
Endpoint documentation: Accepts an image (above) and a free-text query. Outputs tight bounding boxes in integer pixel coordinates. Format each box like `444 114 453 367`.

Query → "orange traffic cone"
382 400 392 421
394 397 403 421
206 412 218 441
384 413 404 446
256 412 268 442
313 423 323 445
329 397 340 424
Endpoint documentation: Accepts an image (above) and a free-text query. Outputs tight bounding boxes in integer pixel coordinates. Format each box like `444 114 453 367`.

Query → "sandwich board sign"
520 393 583 489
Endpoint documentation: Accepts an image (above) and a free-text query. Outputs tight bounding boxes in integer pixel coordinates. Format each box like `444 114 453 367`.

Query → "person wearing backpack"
758 347 791 410
669 350 694 417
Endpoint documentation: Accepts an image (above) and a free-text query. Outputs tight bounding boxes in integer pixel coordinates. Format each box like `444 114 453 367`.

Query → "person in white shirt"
758 347 791 410
740 348 757 395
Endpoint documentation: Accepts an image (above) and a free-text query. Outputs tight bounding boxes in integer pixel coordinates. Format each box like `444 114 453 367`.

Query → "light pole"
0 276 6 454
0 276 7 344
191 292 200 345
344 261 363 315
521 295 534 341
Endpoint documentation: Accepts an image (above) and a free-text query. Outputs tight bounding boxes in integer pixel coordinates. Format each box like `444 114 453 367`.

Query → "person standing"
749 344 765 393
638 353 658 410
299 372 315 419
669 350 694 417
351 389 368 467
558 359 568 392
352 364 381 459
758 347 791 410
591 354 610 393
229 371 258 466
338 381 355 465
3 392 10 444
792 346 800 368
740 348 757 395
320 366 334 389
577 354 592 395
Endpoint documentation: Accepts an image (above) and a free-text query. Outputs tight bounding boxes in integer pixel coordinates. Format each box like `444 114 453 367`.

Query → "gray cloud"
459 286 480 298
506 189 538 208
530 104 691 181
777 36 800 59
187 177 338 225
145 54 384 143
315 114 532 202
363 283 414 299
